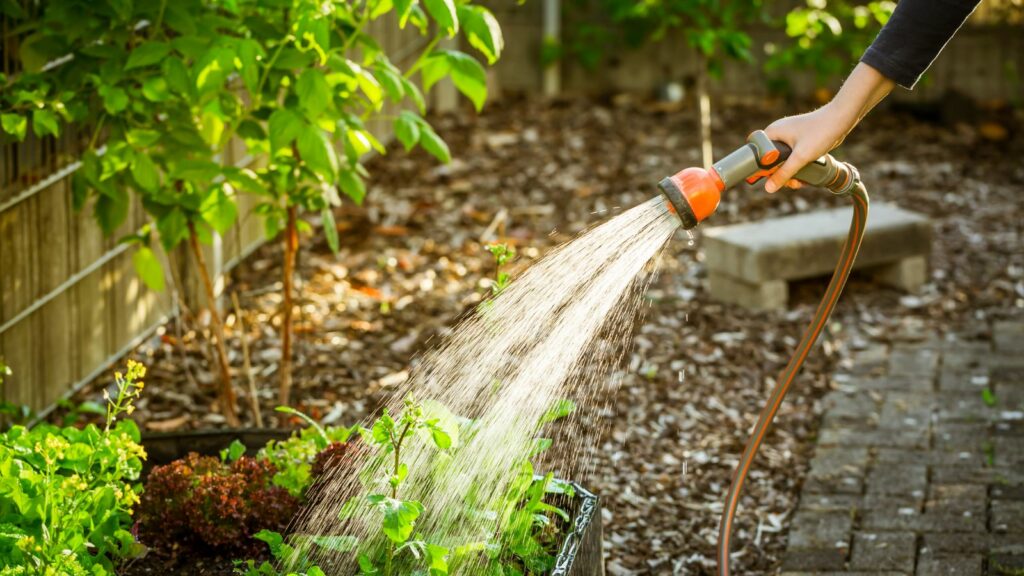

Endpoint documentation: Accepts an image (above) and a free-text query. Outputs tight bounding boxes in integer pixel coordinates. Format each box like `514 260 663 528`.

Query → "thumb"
765 153 806 194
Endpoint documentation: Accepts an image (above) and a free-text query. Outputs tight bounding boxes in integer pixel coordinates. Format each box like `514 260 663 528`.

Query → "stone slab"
703 203 932 283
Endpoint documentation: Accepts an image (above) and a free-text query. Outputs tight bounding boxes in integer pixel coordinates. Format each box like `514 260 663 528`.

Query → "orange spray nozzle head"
658 167 724 230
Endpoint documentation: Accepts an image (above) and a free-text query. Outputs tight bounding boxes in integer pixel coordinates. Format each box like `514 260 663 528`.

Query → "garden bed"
59 96 1023 574
121 428 605 576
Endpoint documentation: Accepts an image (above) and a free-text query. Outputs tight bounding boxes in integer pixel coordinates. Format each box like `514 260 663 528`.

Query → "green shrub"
766 1 895 91
0 362 147 575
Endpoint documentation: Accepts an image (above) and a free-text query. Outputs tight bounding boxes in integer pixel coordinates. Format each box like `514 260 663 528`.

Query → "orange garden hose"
716 182 869 575
657 131 868 575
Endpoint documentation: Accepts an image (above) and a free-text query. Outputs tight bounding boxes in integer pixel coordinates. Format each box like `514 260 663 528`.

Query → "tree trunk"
697 54 714 170
278 206 299 420
187 223 239 427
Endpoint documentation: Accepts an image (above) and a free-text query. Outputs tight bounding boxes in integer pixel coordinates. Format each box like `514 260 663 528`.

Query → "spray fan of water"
288 197 681 573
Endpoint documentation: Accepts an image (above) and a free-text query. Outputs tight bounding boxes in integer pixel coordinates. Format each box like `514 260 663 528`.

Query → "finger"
765 155 806 194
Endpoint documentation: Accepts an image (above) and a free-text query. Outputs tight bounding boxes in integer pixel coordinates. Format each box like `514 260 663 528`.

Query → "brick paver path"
780 320 1024 576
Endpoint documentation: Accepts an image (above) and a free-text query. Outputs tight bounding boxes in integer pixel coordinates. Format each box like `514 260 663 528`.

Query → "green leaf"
420 53 451 92
296 68 332 118
95 188 130 235
125 41 171 70
447 51 488 112
394 112 421 151
98 85 129 114
200 186 238 234
401 76 426 113
423 0 458 36
311 535 358 553
297 128 339 181
322 207 339 253
142 77 170 102
367 496 424 544
31 109 59 137
356 69 383 108
429 425 451 450
458 5 504 64
163 57 191 97
157 207 190 250
220 439 246 462
1 113 27 141
132 246 165 292
131 153 161 192
417 123 450 163
395 0 415 27
127 129 161 148
338 170 366 204
268 108 304 154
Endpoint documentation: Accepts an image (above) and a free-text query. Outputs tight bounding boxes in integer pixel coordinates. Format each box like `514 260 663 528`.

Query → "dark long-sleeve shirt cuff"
859 0 981 90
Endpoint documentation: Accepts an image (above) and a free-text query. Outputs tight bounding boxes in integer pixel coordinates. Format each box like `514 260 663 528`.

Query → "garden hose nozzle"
655 131 870 576
658 130 861 229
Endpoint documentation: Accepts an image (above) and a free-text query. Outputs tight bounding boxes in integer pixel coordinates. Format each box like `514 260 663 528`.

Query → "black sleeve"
860 0 981 89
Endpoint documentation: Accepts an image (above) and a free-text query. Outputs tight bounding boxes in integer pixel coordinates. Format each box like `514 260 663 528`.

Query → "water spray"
658 130 869 576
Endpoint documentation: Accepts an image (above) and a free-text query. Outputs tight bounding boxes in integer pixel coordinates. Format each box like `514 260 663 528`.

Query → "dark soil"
63 95 1023 574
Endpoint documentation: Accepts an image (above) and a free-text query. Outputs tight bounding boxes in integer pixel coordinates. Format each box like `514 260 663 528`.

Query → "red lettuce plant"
138 453 298 553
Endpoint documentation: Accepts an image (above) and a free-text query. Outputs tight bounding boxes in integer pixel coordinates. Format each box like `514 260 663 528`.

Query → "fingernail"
765 181 777 194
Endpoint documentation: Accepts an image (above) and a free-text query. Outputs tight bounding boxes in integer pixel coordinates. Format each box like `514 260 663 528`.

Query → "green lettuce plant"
0 361 147 576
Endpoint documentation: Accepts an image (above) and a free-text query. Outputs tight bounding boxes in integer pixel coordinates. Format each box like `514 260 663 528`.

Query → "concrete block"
703 203 932 309
704 203 932 283
707 271 787 310
850 532 917 573
871 255 928 292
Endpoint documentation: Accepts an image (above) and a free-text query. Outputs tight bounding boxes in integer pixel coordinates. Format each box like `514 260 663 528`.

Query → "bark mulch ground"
63 96 1022 575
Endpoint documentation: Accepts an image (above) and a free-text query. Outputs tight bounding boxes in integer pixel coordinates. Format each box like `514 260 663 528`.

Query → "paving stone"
930 466 1024 486
991 484 1024 500
991 500 1024 533
848 374 934 392
820 426 929 449
993 321 1024 353
780 547 850 572
787 510 854 549
778 569 909 573
938 369 991 392
943 343 994 372
989 354 1024 370
861 510 986 533
868 463 928 496
914 553 983 576
850 532 917 573
798 493 862 512
934 422 991 453
806 446 870 495
926 484 987 516
890 346 940 379
922 532 1024 555
880 392 936 429
864 493 925 513
821 389 881 424
875 448 984 468
993 435 1024 467
989 554 1024 574
936 392 997 423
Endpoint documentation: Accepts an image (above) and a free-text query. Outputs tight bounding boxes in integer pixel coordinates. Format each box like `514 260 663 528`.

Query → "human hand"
762 103 856 193
761 62 895 193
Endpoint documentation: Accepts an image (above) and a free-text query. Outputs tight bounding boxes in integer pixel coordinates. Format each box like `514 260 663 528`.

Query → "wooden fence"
490 0 1024 104
0 12 437 417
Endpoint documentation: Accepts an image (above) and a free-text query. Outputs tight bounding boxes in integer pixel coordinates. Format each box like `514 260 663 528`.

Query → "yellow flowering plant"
0 362 147 575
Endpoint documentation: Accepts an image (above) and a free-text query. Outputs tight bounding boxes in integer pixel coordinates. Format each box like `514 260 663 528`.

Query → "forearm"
826 62 896 141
